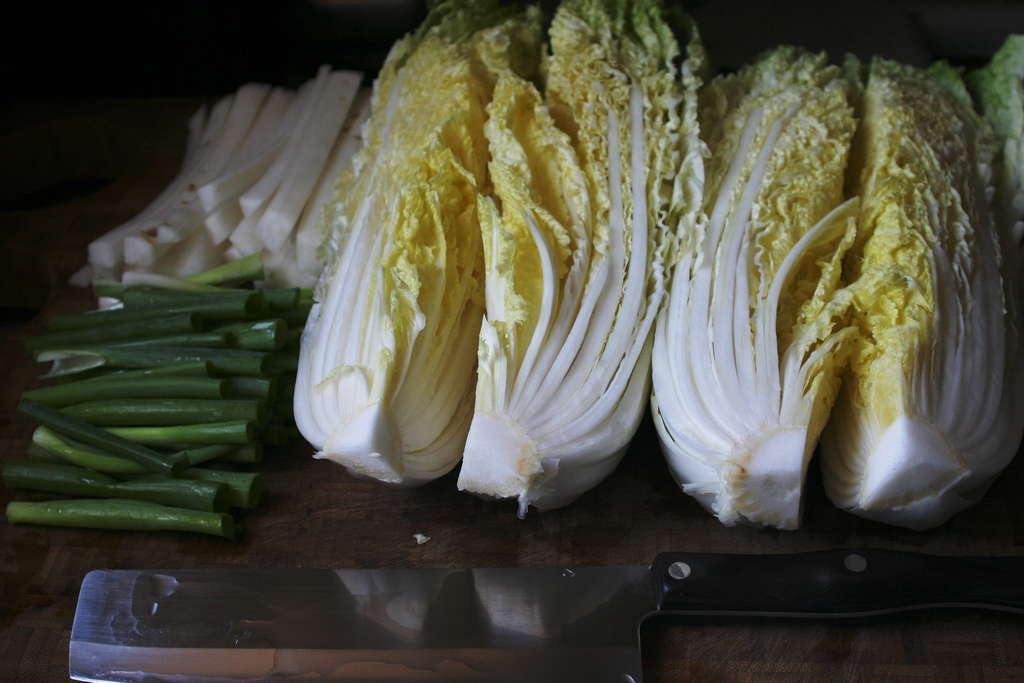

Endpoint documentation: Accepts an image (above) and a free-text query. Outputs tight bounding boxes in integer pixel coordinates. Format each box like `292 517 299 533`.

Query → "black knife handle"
652 549 1024 617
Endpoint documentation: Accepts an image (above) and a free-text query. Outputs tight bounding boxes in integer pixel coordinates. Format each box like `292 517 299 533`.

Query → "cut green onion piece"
5 499 238 539
91 362 214 379
213 442 262 464
46 361 213 384
31 426 151 474
62 399 267 427
49 307 193 332
125 468 263 510
49 301 263 330
38 347 271 378
122 287 264 312
92 280 124 299
3 461 229 512
106 420 255 447
51 299 265 331
179 444 245 466
23 376 227 408
226 376 277 401
213 320 286 351
120 272 225 292
4 459 116 487
184 252 264 286
34 437 260 468
18 399 185 476
180 469 262 509
263 288 301 311
26 313 202 355
106 332 234 349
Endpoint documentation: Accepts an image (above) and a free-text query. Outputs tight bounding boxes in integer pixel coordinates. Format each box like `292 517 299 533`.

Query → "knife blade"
70 549 1024 683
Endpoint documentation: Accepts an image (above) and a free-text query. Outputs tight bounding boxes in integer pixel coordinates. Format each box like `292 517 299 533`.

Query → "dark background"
2 0 1022 101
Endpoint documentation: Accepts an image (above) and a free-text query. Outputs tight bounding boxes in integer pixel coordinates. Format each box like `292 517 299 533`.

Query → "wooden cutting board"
1 97 1022 683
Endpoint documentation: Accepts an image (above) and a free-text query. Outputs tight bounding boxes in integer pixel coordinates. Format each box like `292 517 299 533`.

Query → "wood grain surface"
1 98 1022 683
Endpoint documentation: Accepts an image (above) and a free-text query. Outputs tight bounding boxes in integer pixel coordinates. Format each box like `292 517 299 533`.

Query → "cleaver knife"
70 549 1024 682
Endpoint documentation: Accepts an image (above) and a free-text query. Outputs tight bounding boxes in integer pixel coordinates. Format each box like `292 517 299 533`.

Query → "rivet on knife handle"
651 549 1024 617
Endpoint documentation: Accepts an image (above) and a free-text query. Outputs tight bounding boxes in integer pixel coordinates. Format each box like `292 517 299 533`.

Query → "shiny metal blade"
71 565 657 682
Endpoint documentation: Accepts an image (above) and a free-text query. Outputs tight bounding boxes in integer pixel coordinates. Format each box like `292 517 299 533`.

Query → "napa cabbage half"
456 0 706 513
294 1 544 485
650 47 859 530
818 57 1024 530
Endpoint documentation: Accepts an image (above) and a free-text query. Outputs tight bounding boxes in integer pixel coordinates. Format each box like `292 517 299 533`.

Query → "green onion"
93 362 214 378
263 288 301 312
23 376 227 408
92 280 124 299
2 461 230 512
121 287 264 313
30 429 260 471
18 399 185 476
46 360 213 384
173 298 268 321
212 442 262 464
15 253 298 541
38 347 271 378
183 252 264 286
26 313 202 355
124 468 263 509
50 299 266 332
180 469 262 509
107 332 233 349
226 376 277 401
178 444 247 466
214 320 286 351
48 306 216 331
62 399 267 427
121 272 225 292
31 426 150 474
5 499 238 539
106 420 255 447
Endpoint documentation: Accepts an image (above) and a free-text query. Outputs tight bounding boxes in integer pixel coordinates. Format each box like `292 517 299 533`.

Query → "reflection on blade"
70 566 656 683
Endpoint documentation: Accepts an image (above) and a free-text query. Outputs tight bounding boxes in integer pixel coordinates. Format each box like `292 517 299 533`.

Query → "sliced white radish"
255 70 362 252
